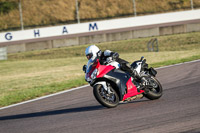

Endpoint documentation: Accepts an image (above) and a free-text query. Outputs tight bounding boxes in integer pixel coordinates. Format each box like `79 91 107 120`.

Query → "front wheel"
144 76 163 100
93 84 119 108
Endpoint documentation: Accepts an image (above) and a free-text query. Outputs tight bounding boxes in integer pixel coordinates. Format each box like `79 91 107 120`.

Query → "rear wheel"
93 84 119 108
144 76 163 100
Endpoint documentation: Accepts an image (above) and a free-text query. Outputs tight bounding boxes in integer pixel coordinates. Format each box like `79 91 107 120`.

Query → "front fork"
94 81 112 94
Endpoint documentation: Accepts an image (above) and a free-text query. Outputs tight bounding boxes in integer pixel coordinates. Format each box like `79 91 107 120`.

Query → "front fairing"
86 60 94 74
85 59 99 82
85 59 115 83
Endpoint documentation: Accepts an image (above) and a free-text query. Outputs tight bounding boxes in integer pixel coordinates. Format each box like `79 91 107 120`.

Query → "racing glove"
106 57 113 63
83 65 87 73
112 52 119 61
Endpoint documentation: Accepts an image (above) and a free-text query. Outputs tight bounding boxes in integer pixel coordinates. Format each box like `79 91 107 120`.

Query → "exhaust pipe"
125 94 144 102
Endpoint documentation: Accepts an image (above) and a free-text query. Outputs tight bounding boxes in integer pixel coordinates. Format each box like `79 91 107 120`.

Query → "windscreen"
86 60 94 74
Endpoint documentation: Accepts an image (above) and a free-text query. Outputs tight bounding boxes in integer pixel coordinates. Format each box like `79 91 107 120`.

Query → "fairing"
104 69 144 101
97 65 115 78
85 59 115 81
123 78 144 101
86 59 144 101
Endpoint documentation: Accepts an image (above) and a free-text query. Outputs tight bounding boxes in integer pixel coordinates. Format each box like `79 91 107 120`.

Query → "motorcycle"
83 56 163 108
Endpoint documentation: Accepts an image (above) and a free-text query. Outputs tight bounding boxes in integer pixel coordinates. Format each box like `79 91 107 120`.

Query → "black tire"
93 84 119 108
144 76 163 100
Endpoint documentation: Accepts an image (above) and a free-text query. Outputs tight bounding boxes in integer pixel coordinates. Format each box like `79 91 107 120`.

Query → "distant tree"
0 1 18 15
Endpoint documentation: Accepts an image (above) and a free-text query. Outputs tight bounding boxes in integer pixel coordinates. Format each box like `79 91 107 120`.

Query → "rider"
84 45 142 81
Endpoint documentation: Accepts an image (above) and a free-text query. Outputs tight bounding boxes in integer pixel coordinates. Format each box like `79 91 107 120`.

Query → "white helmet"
85 45 100 61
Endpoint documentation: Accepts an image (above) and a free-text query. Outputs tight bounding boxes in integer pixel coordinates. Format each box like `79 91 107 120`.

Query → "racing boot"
129 68 141 80
129 67 149 91
120 62 148 91
121 62 141 80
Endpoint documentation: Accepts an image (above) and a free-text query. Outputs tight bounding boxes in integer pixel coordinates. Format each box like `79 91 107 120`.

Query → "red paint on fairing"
123 78 144 101
87 59 115 79
97 64 115 78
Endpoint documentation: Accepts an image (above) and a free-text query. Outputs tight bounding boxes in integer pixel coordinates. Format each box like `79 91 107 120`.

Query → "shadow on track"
0 105 103 121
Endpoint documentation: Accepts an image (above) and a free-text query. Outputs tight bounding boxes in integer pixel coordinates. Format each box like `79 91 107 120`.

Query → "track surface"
0 61 200 133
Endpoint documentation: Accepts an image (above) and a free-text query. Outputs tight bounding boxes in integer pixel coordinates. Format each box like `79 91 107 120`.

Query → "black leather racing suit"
99 50 141 80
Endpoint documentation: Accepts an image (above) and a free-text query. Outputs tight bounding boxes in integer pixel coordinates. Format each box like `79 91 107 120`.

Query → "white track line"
0 59 200 111
155 59 200 70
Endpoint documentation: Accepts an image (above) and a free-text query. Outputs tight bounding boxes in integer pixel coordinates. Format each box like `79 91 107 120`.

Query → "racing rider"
84 45 142 82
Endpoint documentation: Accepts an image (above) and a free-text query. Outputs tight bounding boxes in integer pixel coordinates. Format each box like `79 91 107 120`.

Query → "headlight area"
85 68 99 83
91 68 99 79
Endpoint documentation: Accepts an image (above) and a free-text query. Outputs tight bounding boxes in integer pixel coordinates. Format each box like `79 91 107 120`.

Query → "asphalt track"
0 60 200 133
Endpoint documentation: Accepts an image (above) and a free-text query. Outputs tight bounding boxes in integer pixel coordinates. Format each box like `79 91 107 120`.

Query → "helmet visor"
86 53 93 60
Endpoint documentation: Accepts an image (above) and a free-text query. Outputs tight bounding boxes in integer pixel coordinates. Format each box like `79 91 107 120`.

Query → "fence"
0 0 200 32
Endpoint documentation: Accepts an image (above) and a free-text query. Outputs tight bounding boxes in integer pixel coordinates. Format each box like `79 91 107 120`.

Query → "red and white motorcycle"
83 56 163 108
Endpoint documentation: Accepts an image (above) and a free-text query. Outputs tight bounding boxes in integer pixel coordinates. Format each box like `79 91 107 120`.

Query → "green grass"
0 77 86 106
0 31 200 107
150 54 200 68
